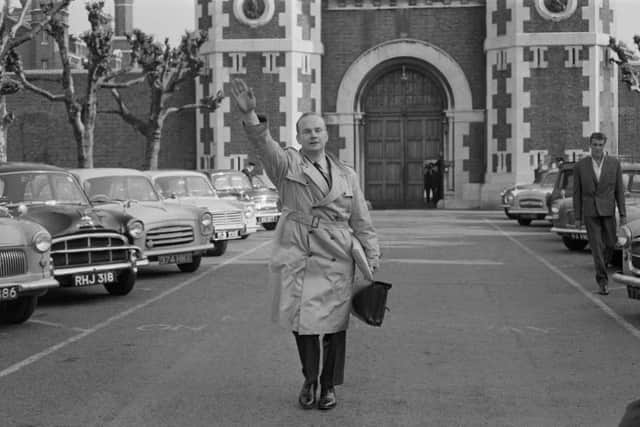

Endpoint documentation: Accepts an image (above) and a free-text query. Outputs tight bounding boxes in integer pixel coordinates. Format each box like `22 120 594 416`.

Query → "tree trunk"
0 96 8 162
144 124 162 170
79 128 94 168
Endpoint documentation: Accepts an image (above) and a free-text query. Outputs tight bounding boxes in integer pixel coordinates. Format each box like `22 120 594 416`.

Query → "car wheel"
517 218 532 226
504 208 515 220
0 296 37 324
104 270 136 296
241 234 249 240
207 240 228 257
562 236 588 251
262 222 277 231
177 255 202 273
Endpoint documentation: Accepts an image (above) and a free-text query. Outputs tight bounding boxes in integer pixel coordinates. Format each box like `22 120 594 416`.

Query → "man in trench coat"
230 78 380 411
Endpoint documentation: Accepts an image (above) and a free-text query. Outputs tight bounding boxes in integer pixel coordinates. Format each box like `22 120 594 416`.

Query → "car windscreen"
625 172 640 194
559 170 574 193
212 173 252 191
85 175 160 202
540 171 558 186
155 175 216 198
0 171 89 205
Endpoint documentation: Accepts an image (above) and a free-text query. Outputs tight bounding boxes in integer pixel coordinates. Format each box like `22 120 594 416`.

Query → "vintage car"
500 169 558 225
0 162 146 296
546 162 575 222
71 168 214 273
0 211 58 324
208 169 281 231
551 162 640 252
146 169 256 256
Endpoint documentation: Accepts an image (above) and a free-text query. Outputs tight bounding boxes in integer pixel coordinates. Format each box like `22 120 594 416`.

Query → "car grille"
211 211 243 228
51 233 129 268
518 199 544 208
0 249 27 278
146 225 194 248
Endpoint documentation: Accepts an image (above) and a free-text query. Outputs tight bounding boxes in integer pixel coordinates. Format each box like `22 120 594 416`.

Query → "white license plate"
215 230 240 240
258 216 277 223
158 253 193 264
571 233 587 241
0 286 19 301
73 271 116 287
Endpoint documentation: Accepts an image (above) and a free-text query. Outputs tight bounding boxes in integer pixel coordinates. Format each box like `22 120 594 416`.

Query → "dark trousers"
584 215 617 287
293 331 346 388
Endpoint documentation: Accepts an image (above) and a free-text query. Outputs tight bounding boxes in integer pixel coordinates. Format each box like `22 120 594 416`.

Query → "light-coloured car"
146 170 256 256
500 169 558 225
0 210 58 324
208 169 281 230
551 163 640 252
0 162 146 297
71 168 214 273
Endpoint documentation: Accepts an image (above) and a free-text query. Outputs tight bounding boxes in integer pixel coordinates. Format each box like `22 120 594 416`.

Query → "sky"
59 0 640 48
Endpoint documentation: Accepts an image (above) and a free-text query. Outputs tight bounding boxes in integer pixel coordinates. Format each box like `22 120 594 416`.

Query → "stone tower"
114 0 134 36
484 0 616 196
195 0 322 171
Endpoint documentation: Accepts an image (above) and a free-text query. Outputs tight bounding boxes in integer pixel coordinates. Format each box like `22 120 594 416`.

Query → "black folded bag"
351 280 392 327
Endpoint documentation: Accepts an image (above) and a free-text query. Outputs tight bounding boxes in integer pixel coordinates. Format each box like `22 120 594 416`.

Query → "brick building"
194 0 633 209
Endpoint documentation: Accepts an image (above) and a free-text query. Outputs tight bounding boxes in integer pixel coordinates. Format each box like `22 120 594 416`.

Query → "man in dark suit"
423 163 435 207
573 132 627 295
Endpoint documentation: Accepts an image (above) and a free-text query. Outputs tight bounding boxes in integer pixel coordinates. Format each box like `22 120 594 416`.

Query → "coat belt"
286 210 350 229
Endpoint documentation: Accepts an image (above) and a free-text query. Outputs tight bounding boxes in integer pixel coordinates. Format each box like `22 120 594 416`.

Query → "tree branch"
9 0 72 49
14 71 66 101
100 75 147 89
109 88 149 134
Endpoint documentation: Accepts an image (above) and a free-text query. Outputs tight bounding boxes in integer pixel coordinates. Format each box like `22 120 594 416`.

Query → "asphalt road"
2 210 640 427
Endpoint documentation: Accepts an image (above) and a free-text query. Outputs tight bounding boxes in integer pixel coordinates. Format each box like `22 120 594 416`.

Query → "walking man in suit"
573 132 627 295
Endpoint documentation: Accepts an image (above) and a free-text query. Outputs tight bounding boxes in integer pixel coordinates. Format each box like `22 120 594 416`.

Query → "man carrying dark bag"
229 78 380 411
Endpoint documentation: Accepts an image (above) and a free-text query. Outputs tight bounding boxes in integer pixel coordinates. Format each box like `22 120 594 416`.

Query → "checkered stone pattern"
599 48 617 150
297 0 317 41
222 0 286 39
489 49 513 173
490 0 512 37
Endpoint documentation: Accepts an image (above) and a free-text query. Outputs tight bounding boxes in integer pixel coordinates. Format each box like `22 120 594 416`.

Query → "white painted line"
384 258 503 265
0 240 271 379
27 319 90 333
487 220 640 341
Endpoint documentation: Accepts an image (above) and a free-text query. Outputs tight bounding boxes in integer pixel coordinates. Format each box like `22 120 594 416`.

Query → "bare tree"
104 29 223 170
609 36 640 93
10 0 131 168
0 0 71 161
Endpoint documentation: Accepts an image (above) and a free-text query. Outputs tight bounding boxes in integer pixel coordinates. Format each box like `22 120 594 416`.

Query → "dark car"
208 170 281 231
546 161 575 222
0 162 147 296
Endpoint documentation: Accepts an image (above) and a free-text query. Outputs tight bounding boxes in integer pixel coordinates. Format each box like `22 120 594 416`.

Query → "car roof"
0 161 67 173
69 168 147 179
145 170 208 178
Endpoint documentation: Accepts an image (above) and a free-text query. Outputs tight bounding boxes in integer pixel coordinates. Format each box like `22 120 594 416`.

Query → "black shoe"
318 387 337 410
298 381 317 409
598 284 609 295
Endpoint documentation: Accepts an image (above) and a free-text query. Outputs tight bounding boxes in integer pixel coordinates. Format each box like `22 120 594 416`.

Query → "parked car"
500 169 558 225
551 162 640 252
546 162 575 222
71 168 213 273
0 210 58 324
146 169 255 256
0 162 146 296
208 169 281 230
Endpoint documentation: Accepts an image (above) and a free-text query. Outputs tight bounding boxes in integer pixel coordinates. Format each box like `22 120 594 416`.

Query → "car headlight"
244 204 255 218
618 225 633 248
551 206 559 214
200 212 213 235
33 231 51 253
127 219 144 239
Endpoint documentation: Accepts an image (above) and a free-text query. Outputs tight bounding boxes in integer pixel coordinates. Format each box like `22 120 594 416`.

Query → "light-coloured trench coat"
245 118 380 335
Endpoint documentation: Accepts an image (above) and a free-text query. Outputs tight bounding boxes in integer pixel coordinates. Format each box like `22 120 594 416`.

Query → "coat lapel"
315 157 348 207
302 160 330 195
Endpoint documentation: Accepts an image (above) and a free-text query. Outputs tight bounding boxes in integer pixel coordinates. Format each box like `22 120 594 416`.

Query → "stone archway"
332 39 477 208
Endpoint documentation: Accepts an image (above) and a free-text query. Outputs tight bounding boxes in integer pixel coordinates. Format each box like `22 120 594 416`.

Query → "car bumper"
1 276 59 296
550 227 587 239
507 208 548 215
144 243 214 258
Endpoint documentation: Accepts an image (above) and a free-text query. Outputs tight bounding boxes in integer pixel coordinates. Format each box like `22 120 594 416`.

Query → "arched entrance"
361 61 446 209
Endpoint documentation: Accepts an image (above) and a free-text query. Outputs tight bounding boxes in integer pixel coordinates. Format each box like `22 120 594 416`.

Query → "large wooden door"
363 65 445 208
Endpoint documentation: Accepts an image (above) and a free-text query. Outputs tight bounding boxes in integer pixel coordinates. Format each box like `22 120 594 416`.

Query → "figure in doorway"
423 163 436 208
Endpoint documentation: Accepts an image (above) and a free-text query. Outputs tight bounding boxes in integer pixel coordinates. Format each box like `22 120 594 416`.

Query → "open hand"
229 78 256 114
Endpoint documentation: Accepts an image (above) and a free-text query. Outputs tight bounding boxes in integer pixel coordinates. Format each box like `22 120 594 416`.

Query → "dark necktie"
313 162 332 188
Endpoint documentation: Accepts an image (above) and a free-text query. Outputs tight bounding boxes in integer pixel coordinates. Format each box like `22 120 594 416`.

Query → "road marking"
27 319 90 333
0 240 271 379
136 324 207 332
487 220 640 341
384 258 503 265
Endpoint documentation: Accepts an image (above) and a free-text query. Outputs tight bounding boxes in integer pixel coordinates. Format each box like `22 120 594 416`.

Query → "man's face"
590 137 606 159
296 114 328 156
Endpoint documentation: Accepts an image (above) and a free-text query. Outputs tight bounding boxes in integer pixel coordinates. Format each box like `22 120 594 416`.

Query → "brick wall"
321 6 486 112
618 78 640 161
6 72 197 169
